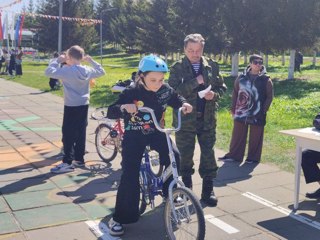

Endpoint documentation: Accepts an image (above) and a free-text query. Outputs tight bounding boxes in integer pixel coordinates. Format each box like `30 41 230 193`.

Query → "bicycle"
91 107 163 176
138 106 206 240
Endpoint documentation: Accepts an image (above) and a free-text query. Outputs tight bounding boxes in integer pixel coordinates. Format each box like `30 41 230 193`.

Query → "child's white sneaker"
50 163 74 174
108 218 124 236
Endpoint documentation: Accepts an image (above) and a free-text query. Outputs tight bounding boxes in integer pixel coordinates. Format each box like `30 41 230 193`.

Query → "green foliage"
36 0 97 52
22 0 38 31
108 0 139 50
95 0 116 43
25 0 320 54
135 0 174 55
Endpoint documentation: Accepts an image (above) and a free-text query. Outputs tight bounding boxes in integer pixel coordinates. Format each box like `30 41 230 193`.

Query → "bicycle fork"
140 163 157 209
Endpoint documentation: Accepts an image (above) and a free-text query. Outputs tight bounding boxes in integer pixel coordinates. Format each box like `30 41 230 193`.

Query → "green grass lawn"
3 50 320 172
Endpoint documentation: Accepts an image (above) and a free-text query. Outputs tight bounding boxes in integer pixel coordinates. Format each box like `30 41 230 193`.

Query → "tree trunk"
223 53 227 64
260 52 264 59
313 51 317 67
288 49 295 79
243 53 248 65
282 51 285 66
231 52 239 77
265 54 268 70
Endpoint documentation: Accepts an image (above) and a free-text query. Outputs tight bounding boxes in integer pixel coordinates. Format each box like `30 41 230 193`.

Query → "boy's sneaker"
245 159 259 164
72 160 85 167
218 156 235 162
50 163 74 174
108 218 124 236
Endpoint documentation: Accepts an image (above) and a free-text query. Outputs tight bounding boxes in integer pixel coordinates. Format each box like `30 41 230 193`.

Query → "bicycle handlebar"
138 106 184 133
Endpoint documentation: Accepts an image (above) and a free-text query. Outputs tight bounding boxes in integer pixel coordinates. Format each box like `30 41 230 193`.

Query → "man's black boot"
201 177 217 207
306 188 320 199
182 175 193 189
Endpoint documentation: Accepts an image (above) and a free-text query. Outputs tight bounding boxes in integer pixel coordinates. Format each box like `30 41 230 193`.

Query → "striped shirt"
192 62 201 74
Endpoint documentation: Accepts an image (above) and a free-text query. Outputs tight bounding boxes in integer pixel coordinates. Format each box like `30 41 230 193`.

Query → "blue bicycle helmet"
138 54 168 73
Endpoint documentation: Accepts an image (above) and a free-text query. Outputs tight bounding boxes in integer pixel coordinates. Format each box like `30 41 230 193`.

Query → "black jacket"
107 82 186 135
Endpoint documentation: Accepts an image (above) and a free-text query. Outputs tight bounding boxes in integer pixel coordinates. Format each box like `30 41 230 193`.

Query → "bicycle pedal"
174 196 185 206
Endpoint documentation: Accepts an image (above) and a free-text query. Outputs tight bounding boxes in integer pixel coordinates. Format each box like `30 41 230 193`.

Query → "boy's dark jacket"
107 83 186 135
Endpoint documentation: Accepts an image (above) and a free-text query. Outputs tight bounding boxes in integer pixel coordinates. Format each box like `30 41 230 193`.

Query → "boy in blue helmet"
107 54 192 236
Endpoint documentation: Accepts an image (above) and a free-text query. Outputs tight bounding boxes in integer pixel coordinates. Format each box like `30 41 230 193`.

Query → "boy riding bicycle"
106 54 192 236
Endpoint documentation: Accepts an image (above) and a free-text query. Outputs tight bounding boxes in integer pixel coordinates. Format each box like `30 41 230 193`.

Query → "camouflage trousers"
175 122 218 179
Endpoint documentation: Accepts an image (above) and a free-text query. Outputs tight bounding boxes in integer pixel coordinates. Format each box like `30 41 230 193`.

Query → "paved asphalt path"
0 78 320 240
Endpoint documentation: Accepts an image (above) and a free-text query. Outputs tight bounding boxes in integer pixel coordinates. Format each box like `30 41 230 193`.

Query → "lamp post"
58 0 63 53
100 8 116 65
100 18 103 64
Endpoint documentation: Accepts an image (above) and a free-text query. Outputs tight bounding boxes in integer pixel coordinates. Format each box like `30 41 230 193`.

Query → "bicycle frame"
139 107 185 221
140 146 168 208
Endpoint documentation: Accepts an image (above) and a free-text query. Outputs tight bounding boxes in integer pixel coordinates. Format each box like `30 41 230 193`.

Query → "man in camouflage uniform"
168 33 227 207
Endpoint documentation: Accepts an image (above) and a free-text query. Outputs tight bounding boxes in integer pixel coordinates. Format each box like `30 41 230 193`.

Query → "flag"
10 13 15 46
2 13 7 40
0 12 3 40
15 15 22 46
18 15 25 46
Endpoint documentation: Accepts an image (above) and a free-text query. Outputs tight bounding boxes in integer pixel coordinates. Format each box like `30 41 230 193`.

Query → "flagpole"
6 13 9 50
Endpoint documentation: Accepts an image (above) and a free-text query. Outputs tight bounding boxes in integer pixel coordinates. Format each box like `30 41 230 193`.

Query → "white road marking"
243 192 320 230
205 214 240 234
85 220 121 240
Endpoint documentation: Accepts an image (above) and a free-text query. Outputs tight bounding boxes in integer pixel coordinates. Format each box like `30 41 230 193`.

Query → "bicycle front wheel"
95 124 117 162
164 187 205 240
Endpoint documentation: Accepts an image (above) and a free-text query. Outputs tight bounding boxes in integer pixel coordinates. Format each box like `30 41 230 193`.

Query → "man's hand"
182 103 193 114
196 74 204 85
204 91 216 101
83 55 93 63
57 54 67 64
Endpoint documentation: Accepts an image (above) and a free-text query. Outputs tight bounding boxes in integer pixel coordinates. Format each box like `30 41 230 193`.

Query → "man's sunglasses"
252 60 263 65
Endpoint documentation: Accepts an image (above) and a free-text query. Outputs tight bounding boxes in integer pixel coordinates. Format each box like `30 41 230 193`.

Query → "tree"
269 0 320 50
95 0 117 43
221 0 320 53
167 0 226 54
22 0 38 30
135 0 175 55
36 0 97 52
109 0 140 51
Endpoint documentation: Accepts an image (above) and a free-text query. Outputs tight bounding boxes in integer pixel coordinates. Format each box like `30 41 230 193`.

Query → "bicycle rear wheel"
164 187 205 240
95 123 117 162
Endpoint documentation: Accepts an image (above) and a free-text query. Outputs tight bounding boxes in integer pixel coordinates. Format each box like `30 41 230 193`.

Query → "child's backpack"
111 79 133 93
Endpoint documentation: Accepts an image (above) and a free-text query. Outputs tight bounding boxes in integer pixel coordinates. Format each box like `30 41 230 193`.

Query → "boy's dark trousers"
113 131 180 224
62 105 89 164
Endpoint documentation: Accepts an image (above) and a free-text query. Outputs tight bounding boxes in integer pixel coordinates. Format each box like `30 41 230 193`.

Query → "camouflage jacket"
168 56 227 131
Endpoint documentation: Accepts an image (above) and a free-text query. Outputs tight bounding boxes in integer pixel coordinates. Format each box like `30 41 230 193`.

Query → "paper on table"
198 85 212 98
